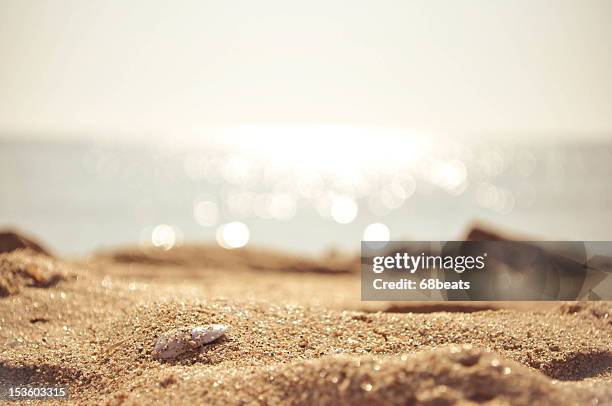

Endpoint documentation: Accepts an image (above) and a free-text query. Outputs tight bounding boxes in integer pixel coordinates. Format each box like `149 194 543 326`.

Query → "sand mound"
159 346 597 405
0 249 66 296
0 229 52 256
65 344 607 405
96 244 357 274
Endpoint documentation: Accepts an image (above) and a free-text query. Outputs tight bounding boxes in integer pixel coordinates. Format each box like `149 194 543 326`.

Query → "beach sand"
0 245 610 405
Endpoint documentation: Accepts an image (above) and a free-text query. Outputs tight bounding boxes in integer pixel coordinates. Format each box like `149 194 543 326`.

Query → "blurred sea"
1 137 611 255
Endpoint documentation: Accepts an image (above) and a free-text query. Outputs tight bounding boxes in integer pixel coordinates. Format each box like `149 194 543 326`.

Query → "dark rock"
0 229 52 256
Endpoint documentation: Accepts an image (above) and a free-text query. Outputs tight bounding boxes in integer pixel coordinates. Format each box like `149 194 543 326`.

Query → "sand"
0 246 610 405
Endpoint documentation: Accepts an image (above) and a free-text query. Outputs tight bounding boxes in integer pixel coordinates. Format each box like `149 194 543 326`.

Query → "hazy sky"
1 0 611 141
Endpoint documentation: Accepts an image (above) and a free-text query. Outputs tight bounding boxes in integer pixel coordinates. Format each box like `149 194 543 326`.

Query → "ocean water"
1 137 611 255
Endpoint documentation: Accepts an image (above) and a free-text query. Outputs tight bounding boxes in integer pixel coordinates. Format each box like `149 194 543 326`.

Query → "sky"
1 0 611 142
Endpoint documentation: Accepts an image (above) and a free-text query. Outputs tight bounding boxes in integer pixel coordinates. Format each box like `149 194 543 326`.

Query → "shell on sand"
153 324 227 360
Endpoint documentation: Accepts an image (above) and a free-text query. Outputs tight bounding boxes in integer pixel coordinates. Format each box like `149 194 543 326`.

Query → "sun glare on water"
209 126 427 177
154 126 485 250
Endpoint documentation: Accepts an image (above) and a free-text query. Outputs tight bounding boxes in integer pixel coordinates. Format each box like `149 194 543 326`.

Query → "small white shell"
153 324 227 360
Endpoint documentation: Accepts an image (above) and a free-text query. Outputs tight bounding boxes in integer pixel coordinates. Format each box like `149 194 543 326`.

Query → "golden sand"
0 247 610 405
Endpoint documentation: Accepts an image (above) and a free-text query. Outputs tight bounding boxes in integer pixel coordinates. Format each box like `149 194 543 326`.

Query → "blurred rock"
465 224 512 241
0 249 65 296
0 229 52 256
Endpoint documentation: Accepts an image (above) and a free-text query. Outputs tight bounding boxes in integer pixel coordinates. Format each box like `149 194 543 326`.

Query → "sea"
1 135 611 255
